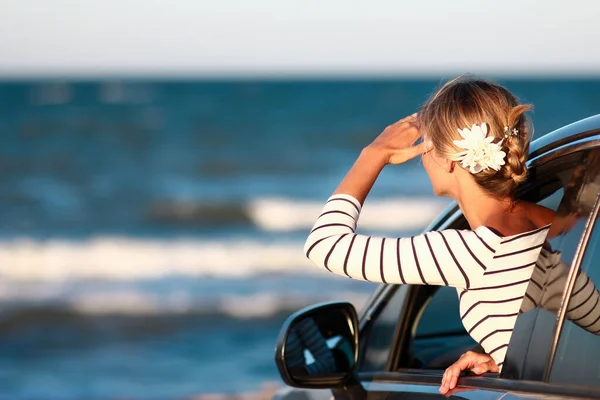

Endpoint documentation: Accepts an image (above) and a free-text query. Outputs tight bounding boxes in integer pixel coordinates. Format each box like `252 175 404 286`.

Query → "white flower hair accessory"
453 123 506 174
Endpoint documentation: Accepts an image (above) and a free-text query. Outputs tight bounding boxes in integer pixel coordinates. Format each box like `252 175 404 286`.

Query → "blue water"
0 78 599 399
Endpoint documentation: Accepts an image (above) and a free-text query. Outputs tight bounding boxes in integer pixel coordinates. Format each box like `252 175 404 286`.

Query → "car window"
549 213 600 387
503 199 591 379
504 149 600 381
409 286 479 369
537 187 564 214
549 158 600 387
415 287 464 337
359 285 408 372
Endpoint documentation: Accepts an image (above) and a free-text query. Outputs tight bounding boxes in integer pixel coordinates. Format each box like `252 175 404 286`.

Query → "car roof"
530 114 600 159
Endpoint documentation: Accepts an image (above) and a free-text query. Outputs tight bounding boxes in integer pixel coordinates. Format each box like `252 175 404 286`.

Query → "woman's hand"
366 114 429 165
439 351 499 396
332 114 428 204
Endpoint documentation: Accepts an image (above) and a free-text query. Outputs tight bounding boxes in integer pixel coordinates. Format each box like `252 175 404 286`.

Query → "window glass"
410 286 479 369
415 286 464 337
519 194 588 317
503 151 599 380
550 209 600 387
504 208 592 379
359 285 408 372
538 187 564 213
539 149 600 387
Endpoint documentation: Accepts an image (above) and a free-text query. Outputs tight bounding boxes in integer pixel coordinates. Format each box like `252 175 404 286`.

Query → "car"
273 114 600 400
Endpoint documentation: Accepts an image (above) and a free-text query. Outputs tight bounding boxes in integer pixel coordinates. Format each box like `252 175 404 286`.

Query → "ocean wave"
0 237 312 282
147 196 447 231
0 195 446 284
0 284 370 320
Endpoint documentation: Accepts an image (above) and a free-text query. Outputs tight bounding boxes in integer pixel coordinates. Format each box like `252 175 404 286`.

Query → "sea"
0 78 598 399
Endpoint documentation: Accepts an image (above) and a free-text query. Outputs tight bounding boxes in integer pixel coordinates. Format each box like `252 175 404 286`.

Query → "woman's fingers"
388 141 429 164
380 115 420 141
407 125 422 144
447 365 461 390
439 364 461 394
440 371 448 394
395 113 418 125
408 141 428 158
439 352 499 395
439 352 475 394
366 113 423 165
473 360 499 374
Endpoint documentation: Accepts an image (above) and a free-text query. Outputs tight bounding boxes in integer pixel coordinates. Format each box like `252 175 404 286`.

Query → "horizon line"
1 69 600 81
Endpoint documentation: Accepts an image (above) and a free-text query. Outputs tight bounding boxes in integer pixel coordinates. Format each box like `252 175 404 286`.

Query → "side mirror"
274 301 359 388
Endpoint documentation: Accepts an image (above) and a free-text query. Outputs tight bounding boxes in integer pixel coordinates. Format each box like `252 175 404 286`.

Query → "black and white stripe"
304 194 556 370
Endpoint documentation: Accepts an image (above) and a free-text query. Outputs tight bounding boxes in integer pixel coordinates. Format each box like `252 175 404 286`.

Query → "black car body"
274 115 600 400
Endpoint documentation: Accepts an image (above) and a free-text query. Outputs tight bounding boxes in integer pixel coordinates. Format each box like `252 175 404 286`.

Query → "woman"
303 76 554 394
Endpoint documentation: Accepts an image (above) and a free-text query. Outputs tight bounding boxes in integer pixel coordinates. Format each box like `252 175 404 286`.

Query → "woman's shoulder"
478 201 554 239
473 224 551 245
438 209 551 255
523 201 556 228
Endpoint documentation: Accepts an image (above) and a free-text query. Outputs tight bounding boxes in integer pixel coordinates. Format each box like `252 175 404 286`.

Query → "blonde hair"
418 75 533 199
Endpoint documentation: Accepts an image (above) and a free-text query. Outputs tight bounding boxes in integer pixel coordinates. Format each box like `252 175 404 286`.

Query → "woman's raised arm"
303 193 494 288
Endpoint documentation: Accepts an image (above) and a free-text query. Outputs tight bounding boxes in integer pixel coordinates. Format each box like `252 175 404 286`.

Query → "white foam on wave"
0 196 447 283
249 196 447 231
0 237 316 282
0 279 370 318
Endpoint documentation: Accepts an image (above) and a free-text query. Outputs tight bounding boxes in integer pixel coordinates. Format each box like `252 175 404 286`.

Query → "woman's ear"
445 159 455 173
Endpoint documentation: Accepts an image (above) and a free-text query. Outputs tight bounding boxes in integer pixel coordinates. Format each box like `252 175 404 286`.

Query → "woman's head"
418 75 533 199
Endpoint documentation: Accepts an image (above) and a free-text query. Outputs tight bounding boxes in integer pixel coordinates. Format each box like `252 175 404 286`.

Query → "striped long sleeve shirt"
304 194 553 369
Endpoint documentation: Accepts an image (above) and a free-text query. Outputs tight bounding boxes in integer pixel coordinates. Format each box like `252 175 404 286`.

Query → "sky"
1 0 599 77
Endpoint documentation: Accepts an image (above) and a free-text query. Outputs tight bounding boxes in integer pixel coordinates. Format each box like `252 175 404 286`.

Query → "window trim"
546 188 600 381
529 135 600 169
357 371 600 399
358 284 395 329
528 116 600 160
